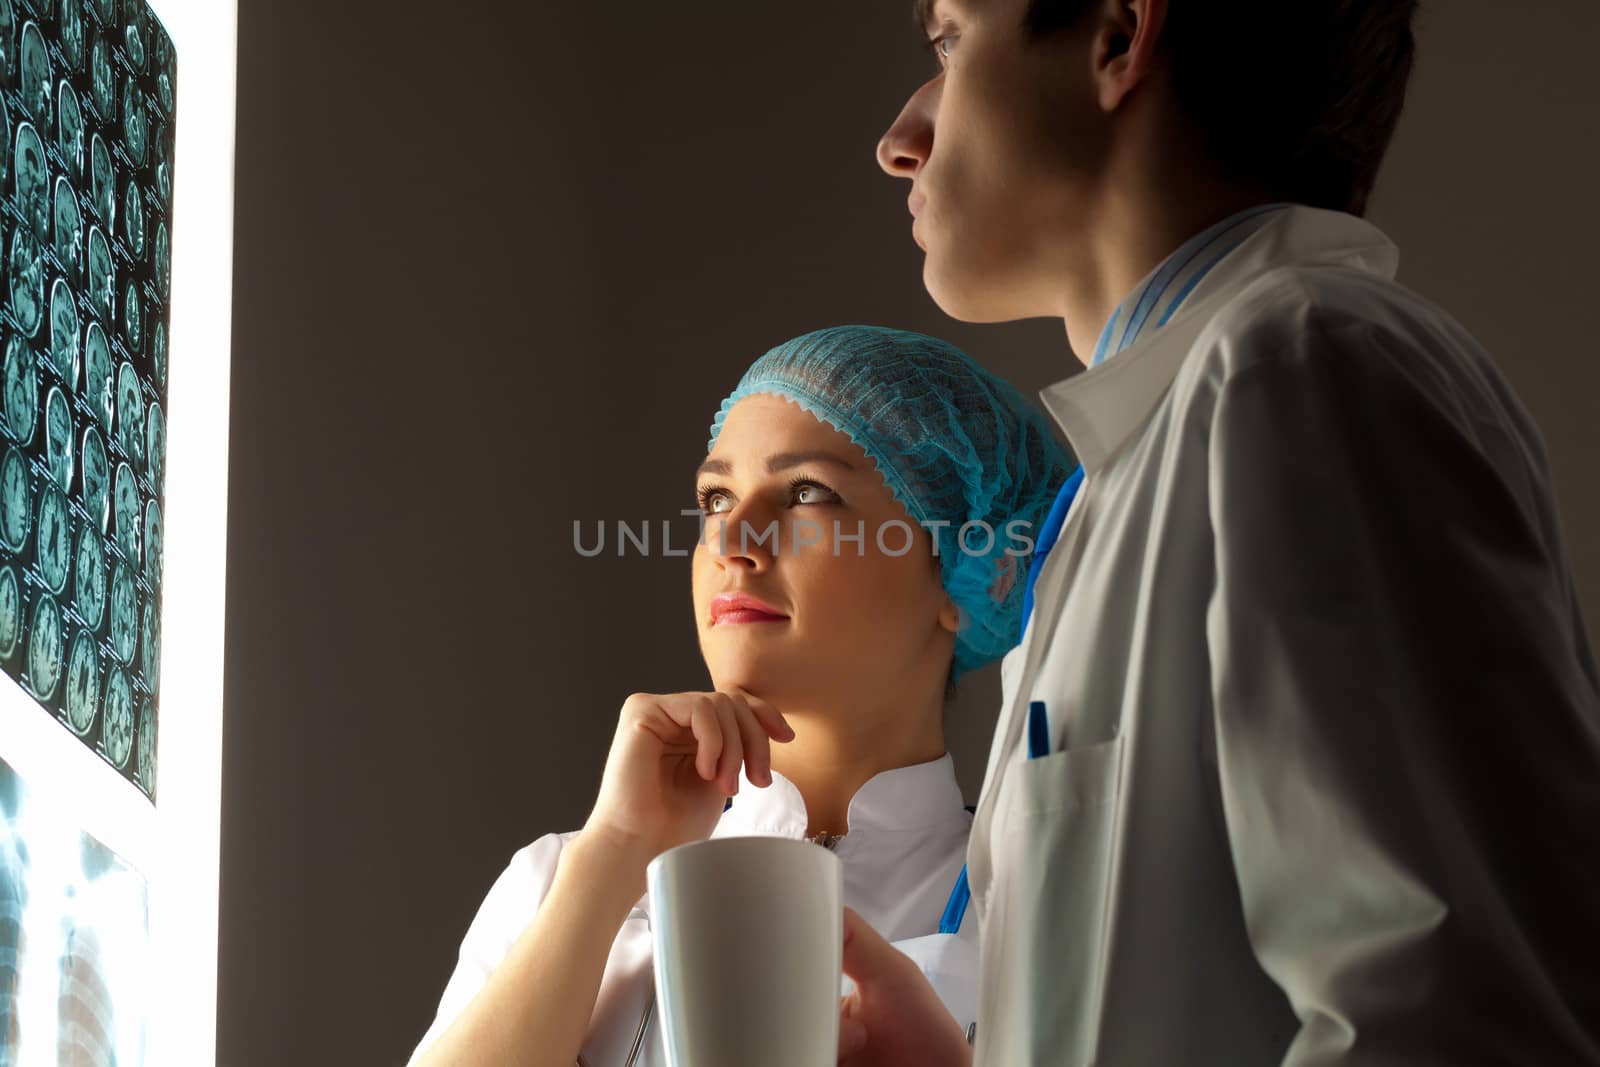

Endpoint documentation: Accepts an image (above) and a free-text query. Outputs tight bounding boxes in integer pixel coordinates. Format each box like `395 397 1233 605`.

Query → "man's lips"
710 593 790 626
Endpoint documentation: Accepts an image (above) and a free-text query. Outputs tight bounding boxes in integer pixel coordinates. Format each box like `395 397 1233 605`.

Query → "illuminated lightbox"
0 0 175 800
0 0 233 1063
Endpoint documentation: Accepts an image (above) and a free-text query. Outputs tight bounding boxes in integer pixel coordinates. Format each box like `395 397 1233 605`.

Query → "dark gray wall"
220 2 1600 1063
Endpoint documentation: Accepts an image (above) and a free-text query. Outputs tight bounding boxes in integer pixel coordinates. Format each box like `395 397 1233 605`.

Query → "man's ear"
1093 0 1168 112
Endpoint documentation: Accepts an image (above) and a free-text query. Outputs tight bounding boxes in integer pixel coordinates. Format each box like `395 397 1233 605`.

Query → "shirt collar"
1090 203 1292 366
715 753 968 838
1042 205 1401 473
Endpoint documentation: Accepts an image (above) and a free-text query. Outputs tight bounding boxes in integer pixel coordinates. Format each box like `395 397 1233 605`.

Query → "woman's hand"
837 908 972 1067
412 690 789 1067
582 689 794 866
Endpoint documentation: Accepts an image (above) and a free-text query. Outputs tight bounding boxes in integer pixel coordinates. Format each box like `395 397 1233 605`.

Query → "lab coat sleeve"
405 832 572 1065
1203 307 1600 1064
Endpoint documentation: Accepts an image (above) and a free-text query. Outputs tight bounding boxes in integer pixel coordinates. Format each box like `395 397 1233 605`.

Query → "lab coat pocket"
1013 732 1125 813
981 734 1126 1066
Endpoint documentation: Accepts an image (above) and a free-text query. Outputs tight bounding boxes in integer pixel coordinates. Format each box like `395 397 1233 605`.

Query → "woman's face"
692 393 958 713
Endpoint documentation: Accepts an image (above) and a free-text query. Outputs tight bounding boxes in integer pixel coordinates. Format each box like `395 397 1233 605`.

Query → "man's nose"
876 79 939 179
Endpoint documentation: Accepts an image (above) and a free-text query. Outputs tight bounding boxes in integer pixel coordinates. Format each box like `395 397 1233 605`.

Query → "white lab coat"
409 754 977 1066
970 206 1600 1065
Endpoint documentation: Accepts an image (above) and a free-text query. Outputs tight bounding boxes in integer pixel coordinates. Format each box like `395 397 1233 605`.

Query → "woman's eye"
790 480 840 506
697 487 732 514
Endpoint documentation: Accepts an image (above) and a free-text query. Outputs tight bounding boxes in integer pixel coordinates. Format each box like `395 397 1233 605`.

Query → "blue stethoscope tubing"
939 464 1085 938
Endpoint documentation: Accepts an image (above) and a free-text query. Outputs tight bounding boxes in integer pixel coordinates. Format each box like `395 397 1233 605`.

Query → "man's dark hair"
1024 0 1421 216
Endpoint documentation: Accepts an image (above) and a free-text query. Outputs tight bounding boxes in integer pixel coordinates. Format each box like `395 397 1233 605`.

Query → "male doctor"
837 0 1600 1064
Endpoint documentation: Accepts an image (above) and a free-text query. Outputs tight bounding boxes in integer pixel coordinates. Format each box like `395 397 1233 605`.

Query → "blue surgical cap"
707 325 1073 679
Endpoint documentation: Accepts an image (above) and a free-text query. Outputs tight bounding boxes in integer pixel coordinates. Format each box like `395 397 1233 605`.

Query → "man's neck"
1061 165 1282 365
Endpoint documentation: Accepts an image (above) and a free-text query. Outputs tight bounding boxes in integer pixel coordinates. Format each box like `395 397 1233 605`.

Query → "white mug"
647 836 843 1067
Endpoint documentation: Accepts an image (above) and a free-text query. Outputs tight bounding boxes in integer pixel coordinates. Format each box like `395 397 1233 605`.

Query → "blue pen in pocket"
1027 700 1051 760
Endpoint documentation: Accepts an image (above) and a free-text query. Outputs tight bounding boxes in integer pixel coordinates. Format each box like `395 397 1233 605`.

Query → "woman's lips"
710 593 790 626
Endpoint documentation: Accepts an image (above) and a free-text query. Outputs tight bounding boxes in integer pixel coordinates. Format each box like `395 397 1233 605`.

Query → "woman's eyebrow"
766 450 856 474
694 451 856 480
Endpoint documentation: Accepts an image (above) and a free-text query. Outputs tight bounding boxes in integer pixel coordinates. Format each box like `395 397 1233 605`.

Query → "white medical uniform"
408 754 977 1066
970 205 1600 1064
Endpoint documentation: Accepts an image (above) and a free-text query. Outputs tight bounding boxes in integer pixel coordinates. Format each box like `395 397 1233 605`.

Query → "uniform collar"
714 753 968 838
1041 205 1401 473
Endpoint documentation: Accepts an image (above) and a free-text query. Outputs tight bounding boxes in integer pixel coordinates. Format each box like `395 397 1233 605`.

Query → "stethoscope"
579 835 973 1067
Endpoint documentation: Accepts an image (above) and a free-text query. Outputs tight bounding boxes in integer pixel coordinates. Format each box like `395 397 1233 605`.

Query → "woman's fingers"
729 686 794 743
710 694 743 796
627 690 788 794
686 697 722 783
729 695 772 787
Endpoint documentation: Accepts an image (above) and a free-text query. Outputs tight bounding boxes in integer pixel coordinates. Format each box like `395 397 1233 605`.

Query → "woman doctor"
407 326 1070 1067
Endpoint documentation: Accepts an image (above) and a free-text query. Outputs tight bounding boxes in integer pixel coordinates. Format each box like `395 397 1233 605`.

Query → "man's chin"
924 258 1026 324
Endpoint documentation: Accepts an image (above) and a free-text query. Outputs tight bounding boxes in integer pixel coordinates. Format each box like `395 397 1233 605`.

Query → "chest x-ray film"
2 749 150 1064
0 0 174 802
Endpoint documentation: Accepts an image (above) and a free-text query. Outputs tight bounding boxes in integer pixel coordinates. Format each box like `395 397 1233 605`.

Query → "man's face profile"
877 0 1112 324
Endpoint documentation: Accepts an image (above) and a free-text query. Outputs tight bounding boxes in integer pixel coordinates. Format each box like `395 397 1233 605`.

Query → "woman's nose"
709 509 777 571
876 80 938 178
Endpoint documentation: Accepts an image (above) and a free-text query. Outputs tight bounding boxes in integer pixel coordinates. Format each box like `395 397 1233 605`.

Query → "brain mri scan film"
140 497 156 587
79 423 107 531
8 226 44 336
143 399 160 490
12 120 46 240
107 559 133 670
0 449 28 552
65 628 100 734
82 319 111 424
59 0 84 71
0 1 173 797
120 277 139 354
111 459 136 564
0 564 18 659
135 696 152 790
18 22 47 126
88 130 109 222
0 4 15 85
57 80 83 177
2 335 37 444
49 278 78 380
25 593 61 700
114 360 140 464
86 223 110 317
89 32 111 121
43 384 71 486
101 665 131 766
36 484 72 595
122 172 141 257
137 588 154 689
73 522 104 628
52 176 82 278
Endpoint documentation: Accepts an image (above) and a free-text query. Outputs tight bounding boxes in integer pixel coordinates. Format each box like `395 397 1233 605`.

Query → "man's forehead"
914 0 963 33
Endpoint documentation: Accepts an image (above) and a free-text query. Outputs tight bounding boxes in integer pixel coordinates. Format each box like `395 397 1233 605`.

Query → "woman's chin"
707 655 803 702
